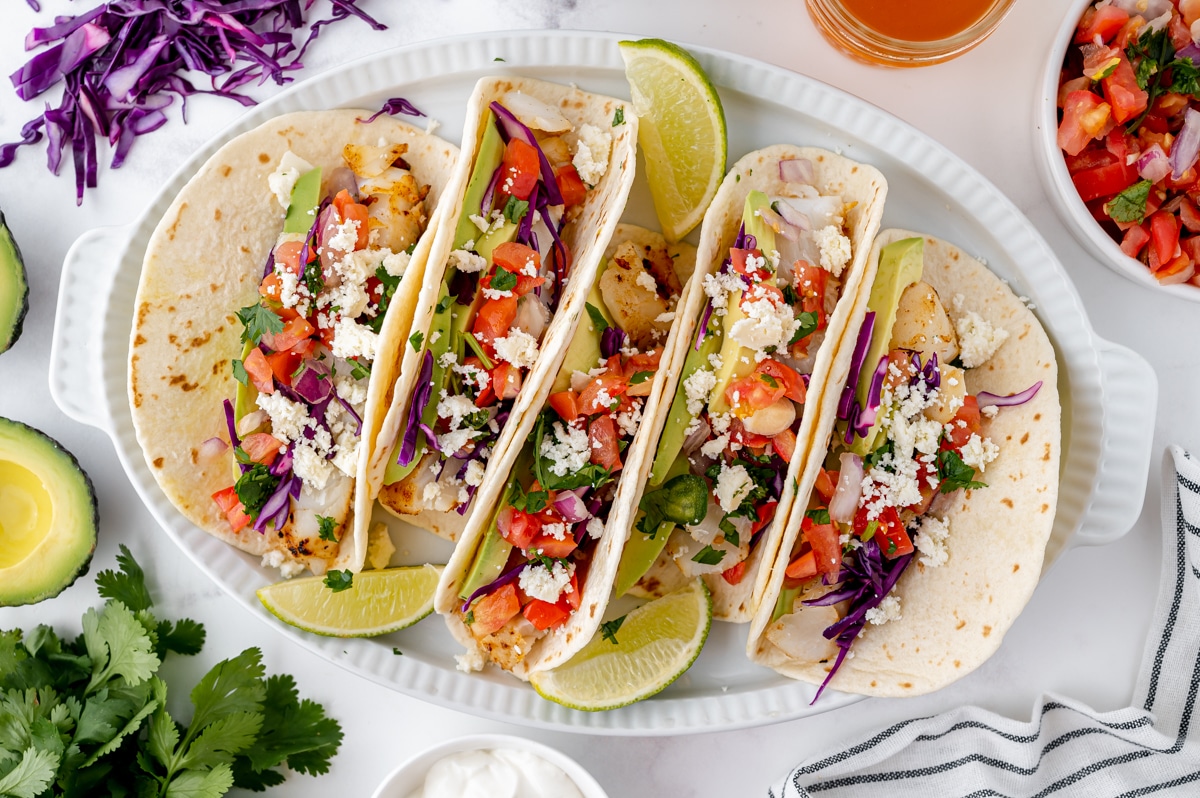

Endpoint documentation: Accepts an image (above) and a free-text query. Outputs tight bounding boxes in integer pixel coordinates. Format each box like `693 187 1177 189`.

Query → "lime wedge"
257 564 443 637
619 38 727 242
530 579 712 711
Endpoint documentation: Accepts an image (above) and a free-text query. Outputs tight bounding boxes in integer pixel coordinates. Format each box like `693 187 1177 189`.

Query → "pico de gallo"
379 93 618 523
454 232 688 672
1057 0 1200 286
614 166 855 609
209 142 430 576
764 236 1042 701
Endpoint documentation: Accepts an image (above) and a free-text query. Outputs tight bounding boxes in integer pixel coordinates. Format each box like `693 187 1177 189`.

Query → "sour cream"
405 748 585 798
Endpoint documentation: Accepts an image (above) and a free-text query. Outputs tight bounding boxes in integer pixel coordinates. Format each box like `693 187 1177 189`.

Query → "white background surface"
0 1 1193 795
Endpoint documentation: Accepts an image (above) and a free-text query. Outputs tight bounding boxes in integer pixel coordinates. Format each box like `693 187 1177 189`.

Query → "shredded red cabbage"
600 325 626 359
268 445 293 477
851 355 889 438
397 349 434 467
977 381 1043 408
488 100 565 206
254 472 293 532
461 561 526 612
4 0 386 204
222 398 242 449
356 96 425 125
837 311 875 420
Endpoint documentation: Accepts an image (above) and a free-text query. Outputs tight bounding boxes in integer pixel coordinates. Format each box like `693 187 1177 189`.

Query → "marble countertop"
1 1 1195 795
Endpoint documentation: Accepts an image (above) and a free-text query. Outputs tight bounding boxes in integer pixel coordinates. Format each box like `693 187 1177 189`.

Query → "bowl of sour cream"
371 734 608 798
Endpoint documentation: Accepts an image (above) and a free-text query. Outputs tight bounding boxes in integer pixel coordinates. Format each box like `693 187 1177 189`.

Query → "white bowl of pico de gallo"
1038 0 1200 301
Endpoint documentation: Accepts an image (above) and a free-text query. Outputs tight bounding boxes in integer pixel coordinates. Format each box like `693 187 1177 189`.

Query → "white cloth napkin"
770 446 1200 797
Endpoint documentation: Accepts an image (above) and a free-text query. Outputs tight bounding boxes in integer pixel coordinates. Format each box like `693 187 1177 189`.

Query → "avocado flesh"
551 262 612 394
476 221 518 264
283 167 323 235
453 110 506 250
0 417 98 606
0 211 29 355
708 191 776 414
846 237 925 456
613 454 690 596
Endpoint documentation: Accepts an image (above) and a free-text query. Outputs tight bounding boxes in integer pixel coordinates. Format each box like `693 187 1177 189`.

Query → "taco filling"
210 144 431 575
616 175 855 604
379 96 614 522
764 235 1043 700
453 229 690 672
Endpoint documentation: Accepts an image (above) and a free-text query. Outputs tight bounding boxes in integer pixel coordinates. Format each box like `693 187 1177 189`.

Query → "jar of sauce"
806 0 1017 67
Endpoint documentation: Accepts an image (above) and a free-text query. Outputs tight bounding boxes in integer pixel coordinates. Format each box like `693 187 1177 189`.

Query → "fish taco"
129 109 458 576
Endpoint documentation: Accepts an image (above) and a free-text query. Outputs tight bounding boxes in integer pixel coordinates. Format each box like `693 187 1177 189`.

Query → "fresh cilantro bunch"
0 546 342 797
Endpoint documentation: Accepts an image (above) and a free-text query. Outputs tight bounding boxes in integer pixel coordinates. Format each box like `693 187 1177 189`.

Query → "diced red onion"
1172 108 1200 180
269 446 293 477
837 312 875 420
1137 143 1171 184
755 204 798 241
1158 262 1197 284
553 488 591 523
828 452 864 523
682 416 711 455
778 158 815 185
293 358 332 405
199 436 228 463
1180 43 1200 65
976 381 1043 408
773 200 812 233
479 163 503 220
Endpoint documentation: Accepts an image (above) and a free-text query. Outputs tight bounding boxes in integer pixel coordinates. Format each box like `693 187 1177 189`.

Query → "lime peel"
257 564 443 638
530 579 712 711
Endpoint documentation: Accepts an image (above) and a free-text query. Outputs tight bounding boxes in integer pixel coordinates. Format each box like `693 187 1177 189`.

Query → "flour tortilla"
129 110 458 574
434 225 693 679
360 76 638 547
630 145 887 623
747 229 1061 696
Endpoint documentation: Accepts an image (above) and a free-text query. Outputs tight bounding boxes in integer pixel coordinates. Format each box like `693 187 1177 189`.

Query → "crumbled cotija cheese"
865 594 902 626
955 311 1009 368
715 462 754 513
518 560 575 603
572 124 611 184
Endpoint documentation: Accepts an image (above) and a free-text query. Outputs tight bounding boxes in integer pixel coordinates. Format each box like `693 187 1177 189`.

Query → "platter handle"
1072 338 1157 547
49 224 133 433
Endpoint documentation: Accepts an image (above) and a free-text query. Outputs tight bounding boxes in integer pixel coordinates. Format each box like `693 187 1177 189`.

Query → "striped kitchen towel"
770 446 1200 797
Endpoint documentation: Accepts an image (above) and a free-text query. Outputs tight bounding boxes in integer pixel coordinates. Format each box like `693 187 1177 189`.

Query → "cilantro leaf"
805 508 832 525
759 373 779 389
96 545 153 613
231 359 248 386
509 481 548 513
1170 57 1200 95
719 515 740 546
464 332 495 370
235 304 284 346
155 618 206 658
409 331 424 352
349 358 371 380
612 107 625 126
937 449 988 494
585 302 609 333
436 294 453 314
490 268 518 292
629 370 653 385
302 257 324 297
178 712 264 771
82 602 160 693
323 570 354 593
164 762 235 797
1105 179 1152 224
530 411 614 492
235 674 343 779
600 615 626 644
692 546 726 566
0 746 58 798
317 516 338 542
234 464 280 521
789 310 819 345
503 195 529 224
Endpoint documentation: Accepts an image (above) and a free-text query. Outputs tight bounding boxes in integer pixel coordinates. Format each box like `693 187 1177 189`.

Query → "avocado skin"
0 210 29 355
0 417 99 606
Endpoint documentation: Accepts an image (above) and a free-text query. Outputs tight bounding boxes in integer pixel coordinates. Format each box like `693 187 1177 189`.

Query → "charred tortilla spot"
214 209 222 221
1041 503 1049 513
153 457 164 468
899 682 912 689
1020 432 1030 444
190 448 198 464
956 620 966 630
221 165 232 177
134 334 146 346
166 202 187 241
1034 413 1042 421
258 153 270 163
1013 563 1020 573
1001 498 1014 508
982 625 992 637
138 301 151 326
1043 443 1052 461
954 660 961 668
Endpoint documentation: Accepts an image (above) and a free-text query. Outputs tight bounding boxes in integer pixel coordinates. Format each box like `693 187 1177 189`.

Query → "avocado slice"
550 262 612 394
453 110 507 250
476 220 519 264
0 211 29 355
459 449 534 601
0 417 98 606
613 454 691 596
708 191 776 414
283 167 323 235
846 237 925 456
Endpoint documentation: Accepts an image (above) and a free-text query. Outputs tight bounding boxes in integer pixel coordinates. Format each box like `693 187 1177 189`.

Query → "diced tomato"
1058 90 1114 157
578 372 627 415
240 432 283 465
1181 235 1200 264
785 550 819 581
332 190 371 251
266 349 302 387
772 428 797 463
795 262 828 331
500 138 540 201
1070 147 1119 178
554 163 587 207
801 515 841 575
212 486 251 533
731 247 770 280
758 359 807 404
243 347 274 394
623 350 662 377
751 500 778 537
491 361 523 400
274 240 306 275
1102 53 1149 124
489 242 545 295
1059 76 1091 108
523 598 570 631
560 572 581 611
472 295 519 353
529 532 578 559
1074 4 1129 44
874 506 914 559
1073 160 1137 203
943 395 982 450
721 560 748 585
1171 11 1194 51
588 415 622 471
548 390 580 421
501 508 541 550
1105 127 1133 162
726 371 784 415
273 316 316 352
1121 223 1152 258
814 469 838 505
470 583 522 636
1150 210 1181 267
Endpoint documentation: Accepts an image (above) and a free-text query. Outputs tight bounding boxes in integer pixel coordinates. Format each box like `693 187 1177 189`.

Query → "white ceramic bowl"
1036 0 1200 302
371 734 608 798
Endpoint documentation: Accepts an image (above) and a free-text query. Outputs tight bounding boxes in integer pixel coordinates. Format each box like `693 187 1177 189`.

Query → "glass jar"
806 0 1018 67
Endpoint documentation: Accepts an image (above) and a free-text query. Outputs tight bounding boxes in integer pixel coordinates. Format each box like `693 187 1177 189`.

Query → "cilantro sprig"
235 303 284 346
0 545 341 796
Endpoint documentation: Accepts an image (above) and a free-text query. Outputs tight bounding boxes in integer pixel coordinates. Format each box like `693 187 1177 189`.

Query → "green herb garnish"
409 331 424 352
601 615 626 644
937 449 988 494
503 195 529 224
235 303 284 346
692 546 726 566
490 268 518 292
1105 179 1152 224
317 515 338 542
585 302 609 333
323 570 354 593
612 107 625 126
231 359 248 385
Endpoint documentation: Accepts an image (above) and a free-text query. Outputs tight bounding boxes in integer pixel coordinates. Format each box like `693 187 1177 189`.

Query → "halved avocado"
0 417 98 606
0 210 29 355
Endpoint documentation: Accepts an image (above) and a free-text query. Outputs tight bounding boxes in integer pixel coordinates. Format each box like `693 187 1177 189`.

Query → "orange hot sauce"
839 0 1001 42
